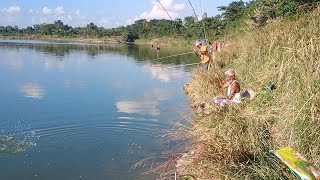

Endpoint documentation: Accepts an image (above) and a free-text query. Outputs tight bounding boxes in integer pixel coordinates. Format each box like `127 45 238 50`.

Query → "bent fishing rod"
188 0 208 43
156 0 195 48
187 0 199 22
156 0 207 50
156 0 202 63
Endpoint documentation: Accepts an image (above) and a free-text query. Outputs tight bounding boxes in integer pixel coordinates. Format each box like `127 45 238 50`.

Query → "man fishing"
214 69 241 106
194 40 211 71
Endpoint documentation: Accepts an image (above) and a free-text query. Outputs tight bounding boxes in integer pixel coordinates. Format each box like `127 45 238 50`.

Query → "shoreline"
0 35 190 47
0 35 125 45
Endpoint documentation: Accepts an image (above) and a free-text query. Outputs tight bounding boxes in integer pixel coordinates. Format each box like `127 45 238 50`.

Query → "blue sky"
0 0 246 28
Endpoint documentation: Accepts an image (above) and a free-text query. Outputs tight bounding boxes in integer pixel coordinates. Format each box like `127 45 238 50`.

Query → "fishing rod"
187 0 199 22
188 0 207 43
157 0 173 20
171 62 199 68
184 62 199 66
153 51 194 61
156 0 194 47
156 0 201 62
199 0 208 41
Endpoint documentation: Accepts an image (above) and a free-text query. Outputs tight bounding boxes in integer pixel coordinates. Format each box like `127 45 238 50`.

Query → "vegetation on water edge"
178 5 320 179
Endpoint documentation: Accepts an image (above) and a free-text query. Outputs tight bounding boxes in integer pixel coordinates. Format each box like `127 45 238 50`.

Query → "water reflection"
118 117 158 122
0 51 24 71
116 89 171 116
18 82 45 99
143 65 187 83
41 44 70 58
112 80 131 89
0 40 190 180
0 40 196 67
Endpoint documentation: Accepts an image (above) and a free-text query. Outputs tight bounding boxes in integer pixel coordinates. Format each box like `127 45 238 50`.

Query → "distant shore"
0 35 190 47
0 35 125 45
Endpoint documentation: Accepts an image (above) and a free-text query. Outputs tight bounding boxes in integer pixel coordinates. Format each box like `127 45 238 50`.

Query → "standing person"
195 40 211 71
155 39 160 58
214 69 241 106
208 41 216 67
213 41 219 52
156 47 160 58
217 41 221 53
208 42 213 54
155 39 160 50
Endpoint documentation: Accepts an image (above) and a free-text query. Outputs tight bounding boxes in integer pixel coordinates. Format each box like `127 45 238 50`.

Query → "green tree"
218 1 247 22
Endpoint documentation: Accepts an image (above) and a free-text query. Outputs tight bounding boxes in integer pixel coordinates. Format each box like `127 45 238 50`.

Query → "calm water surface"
0 40 195 180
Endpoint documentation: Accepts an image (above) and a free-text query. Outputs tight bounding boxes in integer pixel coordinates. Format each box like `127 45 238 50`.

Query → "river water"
0 40 195 180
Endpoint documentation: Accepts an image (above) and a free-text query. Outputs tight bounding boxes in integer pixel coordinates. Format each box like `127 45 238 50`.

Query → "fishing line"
156 0 200 62
199 0 208 41
156 0 173 20
156 0 194 47
187 0 207 42
153 51 194 61
187 0 199 21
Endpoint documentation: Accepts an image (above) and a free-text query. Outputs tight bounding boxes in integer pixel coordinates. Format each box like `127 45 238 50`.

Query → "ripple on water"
34 116 161 143
0 131 38 154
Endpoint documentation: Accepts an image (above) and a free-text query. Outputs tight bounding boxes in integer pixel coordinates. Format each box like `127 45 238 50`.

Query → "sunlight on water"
18 82 45 99
0 128 39 154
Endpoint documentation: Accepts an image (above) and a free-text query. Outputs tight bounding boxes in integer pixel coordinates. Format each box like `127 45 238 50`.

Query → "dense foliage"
0 0 318 42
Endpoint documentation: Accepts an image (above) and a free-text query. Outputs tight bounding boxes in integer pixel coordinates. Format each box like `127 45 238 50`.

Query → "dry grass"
179 7 320 179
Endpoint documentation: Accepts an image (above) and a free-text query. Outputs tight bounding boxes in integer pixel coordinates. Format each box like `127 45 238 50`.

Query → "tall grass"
181 7 320 179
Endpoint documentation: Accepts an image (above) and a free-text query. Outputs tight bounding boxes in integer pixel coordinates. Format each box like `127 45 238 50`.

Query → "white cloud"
97 17 111 27
42 6 52 15
126 19 134 26
75 10 81 16
41 6 65 16
28 9 34 14
34 6 86 27
127 0 186 25
1 6 21 14
55 6 65 15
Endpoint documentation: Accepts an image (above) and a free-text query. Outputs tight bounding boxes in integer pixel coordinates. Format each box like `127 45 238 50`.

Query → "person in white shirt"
214 69 241 106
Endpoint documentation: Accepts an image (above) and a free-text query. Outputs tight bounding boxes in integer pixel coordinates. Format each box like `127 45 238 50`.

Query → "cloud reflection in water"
116 89 171 116
18 83 45 99
143 65 186 83
118 116 158 122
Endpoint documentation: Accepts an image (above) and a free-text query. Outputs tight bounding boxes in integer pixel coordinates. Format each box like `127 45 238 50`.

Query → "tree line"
0 0 318 42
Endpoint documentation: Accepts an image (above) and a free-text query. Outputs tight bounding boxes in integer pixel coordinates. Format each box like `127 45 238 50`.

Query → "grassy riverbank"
180 7 320 179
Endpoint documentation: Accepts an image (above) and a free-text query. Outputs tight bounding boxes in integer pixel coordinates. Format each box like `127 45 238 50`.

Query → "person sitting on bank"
195 40 211 71
214 69 241 106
